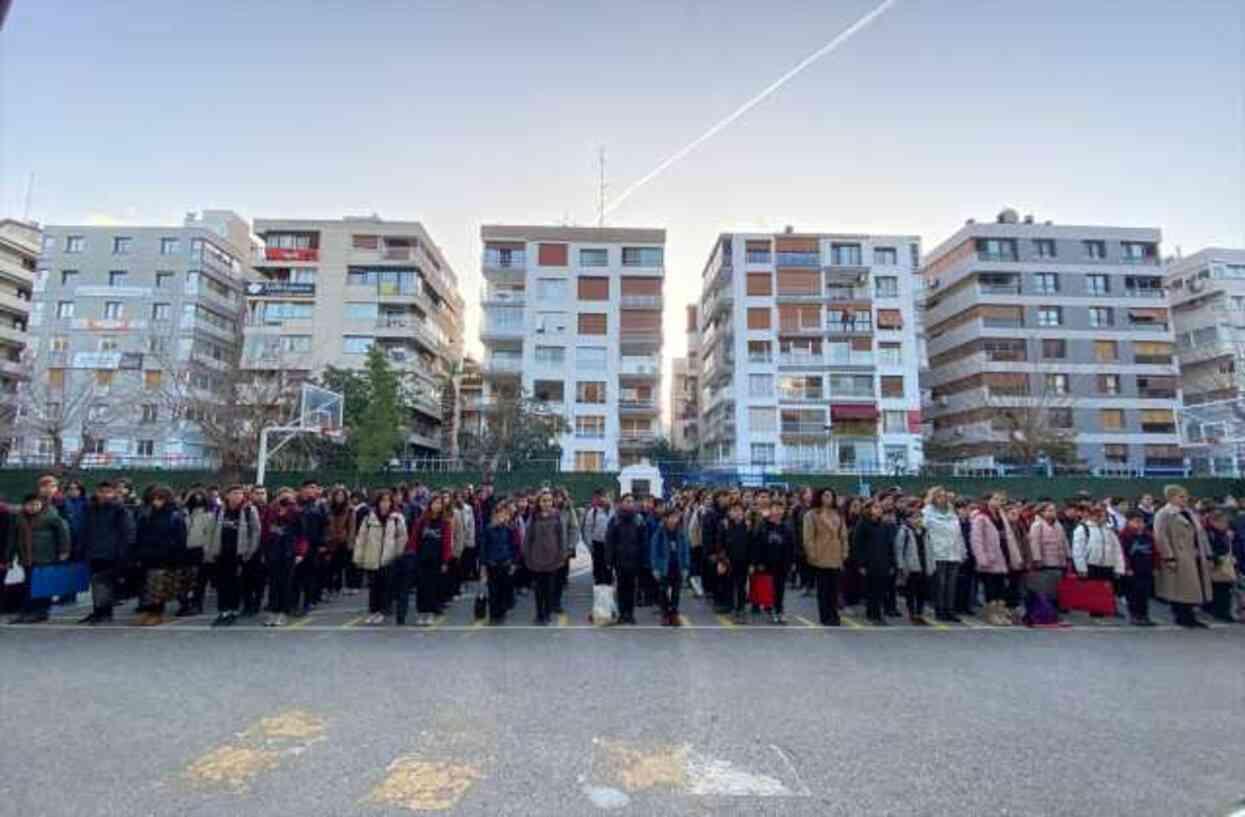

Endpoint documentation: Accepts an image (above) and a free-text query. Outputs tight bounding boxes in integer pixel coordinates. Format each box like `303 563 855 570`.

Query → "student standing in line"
606 494 646 625
355 490 407 625
523 491 565 626
803 488 847 626
480 505 516 624
407 494 452 627
650 507 690 627
753 500 795 625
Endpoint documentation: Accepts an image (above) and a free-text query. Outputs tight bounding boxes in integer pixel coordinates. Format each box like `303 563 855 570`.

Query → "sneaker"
211 614 228 628
773 613 786 626
273 614 287 627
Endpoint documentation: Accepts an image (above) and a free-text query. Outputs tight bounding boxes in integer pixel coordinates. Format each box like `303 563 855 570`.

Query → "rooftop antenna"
597 146 607 227
22 171 34 221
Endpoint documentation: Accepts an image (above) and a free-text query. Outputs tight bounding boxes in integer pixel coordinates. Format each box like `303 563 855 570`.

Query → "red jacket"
407 514 452 562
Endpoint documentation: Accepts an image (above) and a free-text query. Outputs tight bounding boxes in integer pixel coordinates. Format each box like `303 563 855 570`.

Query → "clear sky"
2 0 1242 420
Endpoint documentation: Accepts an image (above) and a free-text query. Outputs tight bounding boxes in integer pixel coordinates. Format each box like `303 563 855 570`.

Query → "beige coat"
802 509 848 569
353 511 408 571
1152 503 1213 604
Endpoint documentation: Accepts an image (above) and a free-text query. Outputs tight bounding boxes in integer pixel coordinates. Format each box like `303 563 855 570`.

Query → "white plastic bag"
592 584 617 625
4 564 25 586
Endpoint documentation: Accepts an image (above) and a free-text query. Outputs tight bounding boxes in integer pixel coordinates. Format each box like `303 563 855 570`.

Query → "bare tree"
457 388 569 472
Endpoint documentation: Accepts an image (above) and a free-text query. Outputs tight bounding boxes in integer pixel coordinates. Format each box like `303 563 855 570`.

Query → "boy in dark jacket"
752 501 795 624
480 505 515 624
1118 511 1156 626
132 487 186 626
851 501 896 625
649 508 690 627
606 495 645 625
722 503 751 624
78 481 135 624
265 490 306 627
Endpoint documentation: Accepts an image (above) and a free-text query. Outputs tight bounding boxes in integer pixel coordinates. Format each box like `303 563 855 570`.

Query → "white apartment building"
670 304 700 452
698 229 924 474
0 219 39 398
479 225 665 472
245 216 465 456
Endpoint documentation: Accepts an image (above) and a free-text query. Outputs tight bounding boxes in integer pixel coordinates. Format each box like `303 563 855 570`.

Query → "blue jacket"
480 523 515 566
649 524 690 577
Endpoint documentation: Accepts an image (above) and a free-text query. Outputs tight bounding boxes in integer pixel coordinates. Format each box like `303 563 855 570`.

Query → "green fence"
769 475 1245 502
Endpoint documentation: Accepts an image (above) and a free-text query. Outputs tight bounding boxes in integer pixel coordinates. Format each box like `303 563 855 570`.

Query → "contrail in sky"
602 0 900 217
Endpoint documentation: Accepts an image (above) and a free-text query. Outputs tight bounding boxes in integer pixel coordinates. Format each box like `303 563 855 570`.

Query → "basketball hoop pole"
256 425 311 486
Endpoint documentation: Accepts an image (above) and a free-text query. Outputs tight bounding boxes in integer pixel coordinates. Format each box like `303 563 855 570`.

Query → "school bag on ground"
592 584 618 625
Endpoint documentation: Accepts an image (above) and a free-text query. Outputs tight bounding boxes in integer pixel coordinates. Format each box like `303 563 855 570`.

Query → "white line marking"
769 744 812 797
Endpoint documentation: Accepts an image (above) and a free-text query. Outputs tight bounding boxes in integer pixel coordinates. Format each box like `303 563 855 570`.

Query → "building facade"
244 217 464 456
24 211 251 465
0 219 39 399
479 225 665 472
697 228 924 474
921 209 1179 474
670 305 700 452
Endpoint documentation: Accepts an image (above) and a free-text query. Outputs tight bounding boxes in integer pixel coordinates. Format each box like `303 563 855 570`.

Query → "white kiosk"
617 461 663 500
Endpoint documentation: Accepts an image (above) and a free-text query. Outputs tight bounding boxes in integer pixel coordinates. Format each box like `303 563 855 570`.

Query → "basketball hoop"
256 383 346 484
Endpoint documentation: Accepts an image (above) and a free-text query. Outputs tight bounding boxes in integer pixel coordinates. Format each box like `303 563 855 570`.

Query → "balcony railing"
776 252 820 267
745 251 772 264
983 318 1024 329
781 423 830 436
1139 388 1177 399
482 358 523 375
1135 355 1174 365
1141 423 1177 434
620 295 662 308
620 357 660 376
618 398 658 412
826 321 872 334
265 247 318 262
481 288 526 306
483 250 526 269
574 430 606 439
619 431 659 445
978 283 1022 294
977 252 1018 262
1123 288 1164 298
777 390 825 402
826 287 871 301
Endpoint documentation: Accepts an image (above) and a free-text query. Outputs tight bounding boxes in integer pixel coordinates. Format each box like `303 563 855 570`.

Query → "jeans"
814 567 841 625
932 561 959 616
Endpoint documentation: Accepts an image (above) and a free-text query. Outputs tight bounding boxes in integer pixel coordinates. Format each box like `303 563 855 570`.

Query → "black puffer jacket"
81 499 135 563
132 505 187 565
850 518 897 574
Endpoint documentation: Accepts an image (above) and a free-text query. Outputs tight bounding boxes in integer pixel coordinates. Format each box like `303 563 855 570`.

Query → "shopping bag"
473 594 488 621
29 562 90 599
748 573 775 608
592 584 617 625
3 564 25 586
1056 572 1115 616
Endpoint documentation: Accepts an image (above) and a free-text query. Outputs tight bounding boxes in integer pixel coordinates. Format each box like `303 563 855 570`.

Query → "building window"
747 340 772 362
883 410 906 434
1100 409 1125 431
1121 241 1156 262
830 243 862 266
65 235 85 254
155 271 174 289
534 346 565 365
535 312 568 334
533 278 566 301
1104 444 1129 464
576 382 606 404
1084 240 1106 260
47 368 65 388
577 277 609 301
279 335 312 353
575 416 606 438
1098 374 1120 395
103 302 123 319
579 248 608 267
746 307 771 330
160 238 180 255
112 236 131 255
750 443 775 465
1037 306 1062 327
1044 373 1069 395
880 376 904 398
1086 274 1110 295
1034 273 1059 294
1095 340 1119 362
749 407 777 432
1048 408 1074 429
873 247 897 266
874 276 898 298
1141 409 1175 434
976 238 1017 261
746 272 773 296
622 247 663 267
745 241 771 264
61 270 79 287
98 337 119 353
779 375 823 401
56 301 75 319
144 370 162 390
50 335 69 352
537 243 569 267
1125 275 1163 297
577 346 607 369
108 270 127 287
141 404 159 424
577 313 607 335
1033 239 1056 259
878 343 901 365
1041 339 1066 359
151 303 170 321
748 374 773 397
574 451 605 471
135 440 155 457
1088 307 1113 328
343 335 374 354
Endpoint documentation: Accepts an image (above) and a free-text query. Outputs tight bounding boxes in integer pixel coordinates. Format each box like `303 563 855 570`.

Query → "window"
50 335 69 352
1121 241 1156 262
1049 408 1074 429
141 404 159 424
61 269 78 287
873 247 897 265
576 382 606 403
874 276 898 298
748 340 772 362
830 374 874 397
750 443 775 465
1084 240 1106 260
87 405 109 422
1098 374 1120 395
1141 409 1175 433
534 346 565 365
1086 274 1110 295
534 311 568 335
1100 410 1125 431
1088 307 1114 328
135 440 155 457
97 337 119 353
106 270 128 288
1104 444 1129 464
579 248 608 267
103 302 123 319
342 303 377 322
56 301 75 319
1037 306 1062 327
745 241 771 264
537 243 568 267
1044 373 1069 395
343 335 374 354
530 278 565 301
1041 339 1066 359
144 370 162 390
279 335 312 353
883 410 907 433
577 346 607 369
63 235 84 253
577 277 609 301
160 237 180 255
748 374 773 397
1125 275 1163 297
1034 273 1059 294
151 303 170 321
1033 239 1056 259
880 376 904 398
746 307 771 330
292 268 317 284
352 234 379 250
778 375 823 401
976 238 1017 261
47 368 65 388
148 336 168 355
830 243 862 265
575 416 606 438
749 407 777 432
577 313 607 335
878 343 901 365
155 271 174 289
622 247 663 267
746 272 773 296
112 237 132 254
574 451 605 472
876 309 902 330
1095 340 1119 362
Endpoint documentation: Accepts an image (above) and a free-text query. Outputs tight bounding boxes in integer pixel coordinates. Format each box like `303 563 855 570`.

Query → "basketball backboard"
300 383 344 434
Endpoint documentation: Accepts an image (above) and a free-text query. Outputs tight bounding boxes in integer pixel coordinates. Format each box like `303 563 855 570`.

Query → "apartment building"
479 225 665 472
0 219 39 397
670 304 700 452
697 228 924 474
245 216 464 456
921 208 1179 474
456 355 485 452
24 211 251 465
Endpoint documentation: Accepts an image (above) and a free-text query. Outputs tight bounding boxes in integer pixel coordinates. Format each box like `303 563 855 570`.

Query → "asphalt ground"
1 567 1242 817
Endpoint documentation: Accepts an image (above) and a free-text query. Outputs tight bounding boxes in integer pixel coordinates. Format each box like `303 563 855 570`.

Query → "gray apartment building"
921 209 1180 475
22 211 251 466
0 218 39 398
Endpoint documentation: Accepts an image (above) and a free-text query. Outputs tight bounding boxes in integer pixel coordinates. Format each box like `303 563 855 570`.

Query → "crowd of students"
1 473 1241 630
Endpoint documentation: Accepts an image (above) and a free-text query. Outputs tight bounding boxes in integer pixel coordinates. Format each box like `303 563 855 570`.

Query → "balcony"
620 327 662 347
781 423 831 438
1139 388 1177 399
703 288 733 321
776 252 820 267
1123 287 1164 298
978 282 1022 295
977 252 1018 263
480 320 525 342
264 247 318 263
775 290 825 303
1135 355 1174 366
481 287 526 307
777 390 825 404
620 356 660 377
619 430 659 447
778 323 824 337
1142 423 1177 434
0 358 26 377
481 358 523 377
620 294 663 309
482 250 527 272
0 289 32 316
825 321 872 334
618 398 659 415
0 324 25 345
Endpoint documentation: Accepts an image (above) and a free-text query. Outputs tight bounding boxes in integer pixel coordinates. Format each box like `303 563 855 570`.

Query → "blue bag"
30 562 91 599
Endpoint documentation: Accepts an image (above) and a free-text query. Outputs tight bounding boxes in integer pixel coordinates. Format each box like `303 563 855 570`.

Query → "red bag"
1056 571 1115 616
749 573 775 608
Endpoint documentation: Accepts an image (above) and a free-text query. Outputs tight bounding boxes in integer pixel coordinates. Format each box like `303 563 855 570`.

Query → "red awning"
831 404 878 421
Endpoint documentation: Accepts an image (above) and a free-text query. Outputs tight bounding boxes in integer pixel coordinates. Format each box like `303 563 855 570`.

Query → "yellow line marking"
929 618 949 631
287 615 312 629
841 615 863 629
678 615 693 628
794 615 817 628
558 613 569 628
428 615 445 629
715 614 737 629
343 616 365 629
471 617 487 630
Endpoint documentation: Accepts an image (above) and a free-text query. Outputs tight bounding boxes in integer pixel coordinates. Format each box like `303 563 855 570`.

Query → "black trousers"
771 561 789 614
344 552 363 590
1128 554 1153 620
732 568 749 613
89 559 118 614
393 556 419 623
661 567 682 616
460 546 479 583
616 567 638 621
689 546 703 580
553 562 568 611
980 571 1007 604
1209 582 1234 621
368 565 392 615
416 561 441 614
1005 570 1025 608
532 571 555 621
291 558 316 612
956 557 978 613
241 555 266 613
905 572 928 617
884 573 899 615
932 561 959 616
215 553 241 613
813 567 841 625
591 541 613 585
865 570 890 621
485 563 511 620
267 556 293 615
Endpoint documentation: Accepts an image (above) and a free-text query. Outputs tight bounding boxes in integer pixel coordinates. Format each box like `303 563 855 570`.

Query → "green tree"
458 389 569 471
354 346 403 472
643 435 694 469
439 359 463 460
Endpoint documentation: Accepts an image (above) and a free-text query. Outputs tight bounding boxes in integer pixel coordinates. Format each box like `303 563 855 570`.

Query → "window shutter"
538 243 568 266
776 269 819 294
577 313 607 335
620 310 660 331
620 277 661 295
774 237 818 253
577 276 609 300
876 309 903 328
746 272 773 296
747 308 771 330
